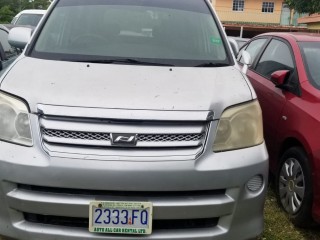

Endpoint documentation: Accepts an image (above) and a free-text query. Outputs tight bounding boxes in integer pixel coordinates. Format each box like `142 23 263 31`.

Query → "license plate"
89 201 153 235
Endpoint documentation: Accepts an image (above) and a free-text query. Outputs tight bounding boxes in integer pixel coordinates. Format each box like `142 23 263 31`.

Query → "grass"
259 188 320 240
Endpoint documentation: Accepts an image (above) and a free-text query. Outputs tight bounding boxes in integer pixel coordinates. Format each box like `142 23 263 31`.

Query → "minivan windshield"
31 0 229 67
300 42 320 90
15 14 44 26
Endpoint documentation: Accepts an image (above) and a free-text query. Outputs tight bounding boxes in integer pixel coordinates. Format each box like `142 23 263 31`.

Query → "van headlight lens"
0 92 33 146
213 100 263 152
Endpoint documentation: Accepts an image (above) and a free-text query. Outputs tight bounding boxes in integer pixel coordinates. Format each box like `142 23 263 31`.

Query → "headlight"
0 92 33 146
213 100 263 152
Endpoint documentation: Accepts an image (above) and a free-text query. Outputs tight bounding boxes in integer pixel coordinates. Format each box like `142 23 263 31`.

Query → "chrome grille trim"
39 113 210 159
37 104 214 121
39 117 206 134
40 118 208 148
42 129 204 143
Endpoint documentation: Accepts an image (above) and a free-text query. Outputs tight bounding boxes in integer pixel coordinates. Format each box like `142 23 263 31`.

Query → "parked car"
228 36 250 56
232 37 250 49
11 9 46 27
0 25 20 75
0 0 268 239
239 32 320 227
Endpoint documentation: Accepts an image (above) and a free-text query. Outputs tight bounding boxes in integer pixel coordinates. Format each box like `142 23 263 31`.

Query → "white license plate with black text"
89 201 153 235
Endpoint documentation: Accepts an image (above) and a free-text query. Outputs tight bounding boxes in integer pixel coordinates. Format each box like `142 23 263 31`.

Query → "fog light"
247 175 263 192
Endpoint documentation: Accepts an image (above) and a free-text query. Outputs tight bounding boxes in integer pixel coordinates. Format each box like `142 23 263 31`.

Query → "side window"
255 39 294 79
0 29 10 53
0 29 17 59
0 42 5 61
239 38 267 64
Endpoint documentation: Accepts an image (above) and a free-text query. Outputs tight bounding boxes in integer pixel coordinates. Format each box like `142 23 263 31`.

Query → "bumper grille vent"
24 213 219 230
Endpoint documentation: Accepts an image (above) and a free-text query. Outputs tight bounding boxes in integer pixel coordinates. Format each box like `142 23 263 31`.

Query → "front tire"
276 147 313 227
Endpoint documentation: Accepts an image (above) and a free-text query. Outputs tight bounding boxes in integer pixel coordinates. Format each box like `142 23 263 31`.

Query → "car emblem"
110 133 138 146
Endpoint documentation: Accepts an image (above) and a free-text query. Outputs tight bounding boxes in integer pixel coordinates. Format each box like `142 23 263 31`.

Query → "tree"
285 0 320 14
20 0 51 11
0 0 50 23
0 5 14 23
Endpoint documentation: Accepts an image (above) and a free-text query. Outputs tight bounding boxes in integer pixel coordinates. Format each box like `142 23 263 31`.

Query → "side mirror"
8 27 33 49
228 37 239 56
241 50 252 74
271 70 290 86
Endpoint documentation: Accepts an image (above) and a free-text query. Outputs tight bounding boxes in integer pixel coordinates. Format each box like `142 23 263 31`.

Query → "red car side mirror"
270 70 290 86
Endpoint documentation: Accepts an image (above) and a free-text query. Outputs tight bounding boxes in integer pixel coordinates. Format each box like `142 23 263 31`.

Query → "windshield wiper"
195 62 229 67
72 58 175 66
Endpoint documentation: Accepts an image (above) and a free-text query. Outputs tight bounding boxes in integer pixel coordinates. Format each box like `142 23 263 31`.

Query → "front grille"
42 129 204 143
24 213 219 230
43 129 111 141
39 116 210 159
138 133 203 142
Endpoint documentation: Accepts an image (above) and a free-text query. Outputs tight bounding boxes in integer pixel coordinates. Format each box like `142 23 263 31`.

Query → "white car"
11 9 46 27
1 1 268 239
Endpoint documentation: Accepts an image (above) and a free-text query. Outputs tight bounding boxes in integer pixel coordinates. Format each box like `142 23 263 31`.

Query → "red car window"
239 38 267 64
255 39 294 79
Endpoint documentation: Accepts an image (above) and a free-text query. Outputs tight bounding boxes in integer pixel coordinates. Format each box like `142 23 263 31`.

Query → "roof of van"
15 9 47 15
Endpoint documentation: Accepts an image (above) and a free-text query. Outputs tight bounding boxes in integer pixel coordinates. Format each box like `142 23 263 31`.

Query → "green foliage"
258 188 320 240
0 0 50 23
0 5 14 23
285 0 320 14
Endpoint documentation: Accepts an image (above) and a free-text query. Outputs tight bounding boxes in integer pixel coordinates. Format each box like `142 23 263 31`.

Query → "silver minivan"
0 0 268 239
11 9 47 27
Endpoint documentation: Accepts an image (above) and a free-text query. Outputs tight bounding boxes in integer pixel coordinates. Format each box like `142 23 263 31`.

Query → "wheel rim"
279 157 305 214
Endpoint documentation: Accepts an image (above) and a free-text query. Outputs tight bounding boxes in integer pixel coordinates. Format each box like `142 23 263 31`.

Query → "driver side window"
255 39 294 79
239 38 267 64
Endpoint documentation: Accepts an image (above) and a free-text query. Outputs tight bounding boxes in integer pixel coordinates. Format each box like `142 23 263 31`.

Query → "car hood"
0 57 253 118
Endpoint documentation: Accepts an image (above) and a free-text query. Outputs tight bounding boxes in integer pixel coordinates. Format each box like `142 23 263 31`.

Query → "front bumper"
0 133 268 240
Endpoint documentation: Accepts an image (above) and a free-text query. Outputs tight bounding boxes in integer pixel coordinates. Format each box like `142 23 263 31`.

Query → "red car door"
246 38 296 170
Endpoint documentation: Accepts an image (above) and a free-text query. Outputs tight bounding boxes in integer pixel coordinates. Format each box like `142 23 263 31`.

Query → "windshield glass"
32 0 229 66
300 42 320 90
15 14 43 26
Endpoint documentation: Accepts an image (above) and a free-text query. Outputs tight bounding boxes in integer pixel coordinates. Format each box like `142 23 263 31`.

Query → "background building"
212 0 308 37
298 14 320 31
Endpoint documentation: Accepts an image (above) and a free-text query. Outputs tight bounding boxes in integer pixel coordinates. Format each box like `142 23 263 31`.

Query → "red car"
239 32 320 227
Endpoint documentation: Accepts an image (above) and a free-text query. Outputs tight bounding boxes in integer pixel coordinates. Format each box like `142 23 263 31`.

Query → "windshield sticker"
210 37 222 45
